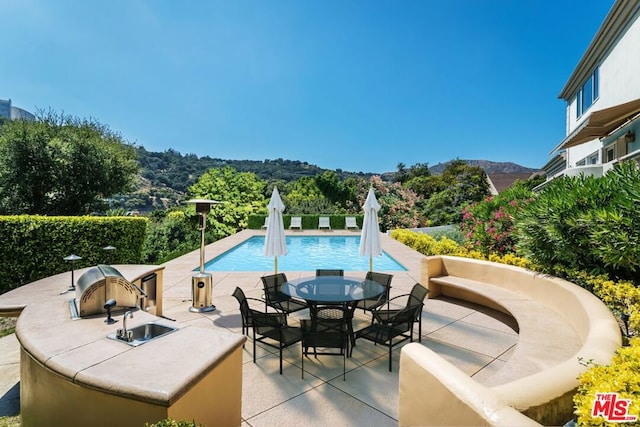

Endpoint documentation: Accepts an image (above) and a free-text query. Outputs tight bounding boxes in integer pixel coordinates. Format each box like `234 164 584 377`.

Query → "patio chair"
356 271 393 314
289 216 302 230
315 269 344 277
318 216 331 230
232 287 266 337
372 283 428 343
249 307 302 374
345 217 359 230
261 273 308 315
355 303 422 372
301 306 349 380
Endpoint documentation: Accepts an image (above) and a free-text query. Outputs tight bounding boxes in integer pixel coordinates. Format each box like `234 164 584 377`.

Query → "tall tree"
393 162 408 183
187 166 267 233
0 112 138 215
315 170 356 209
408 160 490 225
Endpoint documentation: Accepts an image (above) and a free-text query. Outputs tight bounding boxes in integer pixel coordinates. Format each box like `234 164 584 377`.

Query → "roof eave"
558 0 640 100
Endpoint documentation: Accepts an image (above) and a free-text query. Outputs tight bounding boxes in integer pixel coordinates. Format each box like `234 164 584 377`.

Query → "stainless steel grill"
72 265 142 317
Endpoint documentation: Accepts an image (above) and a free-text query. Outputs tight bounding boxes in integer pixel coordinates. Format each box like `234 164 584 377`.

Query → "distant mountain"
428 160 540 175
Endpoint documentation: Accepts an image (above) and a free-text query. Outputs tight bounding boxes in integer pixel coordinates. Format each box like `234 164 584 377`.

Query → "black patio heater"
186 199 222 313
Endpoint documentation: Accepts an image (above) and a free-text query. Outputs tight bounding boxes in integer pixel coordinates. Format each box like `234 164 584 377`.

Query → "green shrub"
0 215 147 293
516 162 640 282
427 226 465 245
141 210 201 264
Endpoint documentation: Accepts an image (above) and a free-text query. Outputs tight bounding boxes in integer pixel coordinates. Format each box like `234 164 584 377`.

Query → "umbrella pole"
275 256 278 274
369 255 373 272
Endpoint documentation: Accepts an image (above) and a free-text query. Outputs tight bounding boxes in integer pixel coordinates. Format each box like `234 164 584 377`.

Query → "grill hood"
74 265 142 317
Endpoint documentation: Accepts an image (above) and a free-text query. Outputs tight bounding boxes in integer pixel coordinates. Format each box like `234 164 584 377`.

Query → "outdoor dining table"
281 275 384 355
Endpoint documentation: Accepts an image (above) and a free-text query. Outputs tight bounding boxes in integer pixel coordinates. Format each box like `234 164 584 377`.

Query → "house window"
577 67 599 118
605 146 615 163
576 152 599 166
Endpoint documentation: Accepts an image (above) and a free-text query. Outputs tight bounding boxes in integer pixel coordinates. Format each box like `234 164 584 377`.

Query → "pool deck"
0 229 520 425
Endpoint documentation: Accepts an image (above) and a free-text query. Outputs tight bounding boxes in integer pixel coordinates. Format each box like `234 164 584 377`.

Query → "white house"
538 0 640 189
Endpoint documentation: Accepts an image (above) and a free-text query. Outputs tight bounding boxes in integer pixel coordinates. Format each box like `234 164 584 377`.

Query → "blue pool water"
202 236 407 272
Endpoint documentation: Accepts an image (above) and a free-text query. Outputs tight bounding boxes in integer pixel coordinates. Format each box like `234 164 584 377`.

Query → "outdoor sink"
108 322 177 347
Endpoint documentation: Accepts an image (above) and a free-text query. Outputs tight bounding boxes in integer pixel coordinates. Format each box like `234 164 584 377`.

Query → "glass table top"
281 276 384 303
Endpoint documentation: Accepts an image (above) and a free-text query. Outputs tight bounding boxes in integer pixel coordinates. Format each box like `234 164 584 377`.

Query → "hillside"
115 148 539 213
429 160 539 175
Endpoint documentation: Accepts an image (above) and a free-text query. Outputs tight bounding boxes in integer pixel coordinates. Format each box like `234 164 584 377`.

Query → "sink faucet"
123 310 134 334
117 311 134 342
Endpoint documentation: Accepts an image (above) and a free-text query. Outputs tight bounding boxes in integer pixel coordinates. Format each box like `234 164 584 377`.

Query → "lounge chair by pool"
289 216 302 230
318 217 331 230
345 217 359 230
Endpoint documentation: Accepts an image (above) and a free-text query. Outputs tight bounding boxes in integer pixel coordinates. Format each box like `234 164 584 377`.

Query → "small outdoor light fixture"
103 245 116 264
624 131 636 143
185 198 223 313
621 312 632 338
63 254 82 292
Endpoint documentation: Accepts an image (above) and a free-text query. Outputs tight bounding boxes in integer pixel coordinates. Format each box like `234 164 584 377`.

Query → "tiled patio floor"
0 229 521 426
158 229 520 426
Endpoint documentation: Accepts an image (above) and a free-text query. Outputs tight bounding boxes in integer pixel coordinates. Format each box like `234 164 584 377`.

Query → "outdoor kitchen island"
0 265 245 427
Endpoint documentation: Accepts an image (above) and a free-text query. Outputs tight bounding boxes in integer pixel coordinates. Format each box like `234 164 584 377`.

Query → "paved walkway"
0 229 520 425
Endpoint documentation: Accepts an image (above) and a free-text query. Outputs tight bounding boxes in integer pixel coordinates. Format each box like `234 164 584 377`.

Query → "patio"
0 228 521 425
159 229 519 426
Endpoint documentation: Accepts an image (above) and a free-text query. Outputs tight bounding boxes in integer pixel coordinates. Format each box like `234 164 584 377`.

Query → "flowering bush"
460 181 534 256
351 177 428 231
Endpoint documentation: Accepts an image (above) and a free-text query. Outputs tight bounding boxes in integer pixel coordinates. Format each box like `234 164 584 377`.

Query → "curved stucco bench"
398 255 622 426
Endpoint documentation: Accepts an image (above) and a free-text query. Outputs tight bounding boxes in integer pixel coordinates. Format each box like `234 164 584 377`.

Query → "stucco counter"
1 265 246 427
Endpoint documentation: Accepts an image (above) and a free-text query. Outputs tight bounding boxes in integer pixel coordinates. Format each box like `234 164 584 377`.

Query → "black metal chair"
372 283 428 343
301 306 349 380
249 307 302 374
315 269 344 277
261 273 308 315
356 271 393 314
232 287 265 337
355 303 422 372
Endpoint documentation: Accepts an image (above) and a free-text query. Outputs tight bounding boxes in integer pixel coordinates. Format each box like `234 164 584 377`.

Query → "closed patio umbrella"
263 187 287 273
359 187 382 271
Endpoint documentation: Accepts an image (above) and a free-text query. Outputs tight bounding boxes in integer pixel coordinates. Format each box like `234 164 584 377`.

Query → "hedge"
247 214 363 230
0 215 148 294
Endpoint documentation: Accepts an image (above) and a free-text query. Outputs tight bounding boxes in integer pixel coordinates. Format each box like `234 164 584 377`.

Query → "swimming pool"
202 236 407 272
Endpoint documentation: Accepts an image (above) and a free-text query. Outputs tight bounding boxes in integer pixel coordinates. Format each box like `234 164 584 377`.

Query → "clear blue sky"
3 0 614 173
